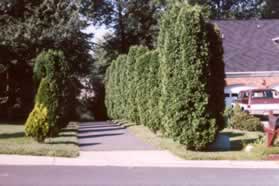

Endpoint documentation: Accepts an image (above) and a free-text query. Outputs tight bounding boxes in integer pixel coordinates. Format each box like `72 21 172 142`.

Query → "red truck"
232 89 279 115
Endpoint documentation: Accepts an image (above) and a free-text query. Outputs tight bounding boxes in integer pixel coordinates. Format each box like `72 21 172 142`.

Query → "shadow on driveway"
78 121 155 151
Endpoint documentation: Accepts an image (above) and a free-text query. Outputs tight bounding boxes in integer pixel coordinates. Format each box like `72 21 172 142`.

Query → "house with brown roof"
215 20 279 106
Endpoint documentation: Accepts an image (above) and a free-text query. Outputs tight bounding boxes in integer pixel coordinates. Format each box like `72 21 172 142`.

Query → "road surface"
1 166 279 186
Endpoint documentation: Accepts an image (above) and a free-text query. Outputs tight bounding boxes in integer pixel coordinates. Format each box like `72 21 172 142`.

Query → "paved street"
1 121 279 186
1 166 279 186
78 121 155 151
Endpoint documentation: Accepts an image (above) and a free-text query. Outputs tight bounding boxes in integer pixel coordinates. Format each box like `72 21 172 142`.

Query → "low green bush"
25 103 49 142
228 105 263 132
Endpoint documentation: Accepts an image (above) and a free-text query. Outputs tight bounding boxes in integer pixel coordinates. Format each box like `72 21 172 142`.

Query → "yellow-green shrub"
25 104 49 142
228 105 262 132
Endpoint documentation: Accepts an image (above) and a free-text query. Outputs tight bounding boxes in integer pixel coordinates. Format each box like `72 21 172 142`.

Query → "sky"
83 25 111 43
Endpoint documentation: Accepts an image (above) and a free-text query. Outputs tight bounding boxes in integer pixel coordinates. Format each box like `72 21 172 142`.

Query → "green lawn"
117 120 279 160
0 122 79 157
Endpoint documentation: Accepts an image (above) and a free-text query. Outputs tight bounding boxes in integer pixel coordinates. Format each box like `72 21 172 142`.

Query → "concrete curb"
0 151 279 169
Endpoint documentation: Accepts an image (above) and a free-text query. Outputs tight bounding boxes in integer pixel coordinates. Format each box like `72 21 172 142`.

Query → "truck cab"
232 89 279 115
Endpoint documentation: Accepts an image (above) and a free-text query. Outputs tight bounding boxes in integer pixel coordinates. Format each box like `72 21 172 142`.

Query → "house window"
232 93 238 98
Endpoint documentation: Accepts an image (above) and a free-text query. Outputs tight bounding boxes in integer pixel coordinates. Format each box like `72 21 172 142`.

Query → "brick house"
215 20 279 106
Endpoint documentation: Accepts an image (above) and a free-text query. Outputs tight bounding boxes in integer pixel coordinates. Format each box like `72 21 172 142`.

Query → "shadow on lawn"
221 131 245 138
0 119 24 125
46 141 79 146
60 129 78 133
0 132 25 139
230 138 259 150
59 134 77 137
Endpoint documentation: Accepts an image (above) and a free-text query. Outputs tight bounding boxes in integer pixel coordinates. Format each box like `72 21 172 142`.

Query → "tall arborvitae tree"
159 4 219 150
146 50 160 132
104 64 112 118
116 55 128 119
126 46 148 123
206 23 225 130
105 4 225 151
135 51 152 126
158 5 180 135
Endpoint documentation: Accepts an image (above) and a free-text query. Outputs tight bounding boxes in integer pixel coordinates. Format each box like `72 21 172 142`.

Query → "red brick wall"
226 76 279 88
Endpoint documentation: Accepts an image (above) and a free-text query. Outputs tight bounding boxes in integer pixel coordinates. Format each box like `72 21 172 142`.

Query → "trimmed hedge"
105 4 225 150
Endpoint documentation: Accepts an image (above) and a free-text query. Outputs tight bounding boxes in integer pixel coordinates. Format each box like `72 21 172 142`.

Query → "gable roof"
214 20 279 73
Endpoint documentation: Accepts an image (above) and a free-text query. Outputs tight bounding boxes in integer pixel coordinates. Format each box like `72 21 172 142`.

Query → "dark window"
225 93 230 98
232 93 238 98
252 90 274 99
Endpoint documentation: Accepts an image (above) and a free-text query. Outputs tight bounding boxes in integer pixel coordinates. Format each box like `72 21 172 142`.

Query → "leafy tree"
0 0 91 73
0 0 92 120
188 0 264 19
262 0 279 18
84 0 166 56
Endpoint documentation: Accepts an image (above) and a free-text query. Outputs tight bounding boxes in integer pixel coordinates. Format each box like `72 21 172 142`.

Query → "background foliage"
0 0 91 120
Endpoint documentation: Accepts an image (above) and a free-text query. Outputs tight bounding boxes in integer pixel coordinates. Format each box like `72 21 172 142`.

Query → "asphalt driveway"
78 121 155 151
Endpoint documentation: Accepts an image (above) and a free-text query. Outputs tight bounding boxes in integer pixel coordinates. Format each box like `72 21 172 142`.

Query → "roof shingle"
214 20 279 72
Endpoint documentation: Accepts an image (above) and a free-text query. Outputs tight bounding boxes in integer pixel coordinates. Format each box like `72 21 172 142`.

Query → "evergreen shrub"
206 23 226 130
135 52 152 125
146 50 161 132
25 50 71 141
25 102 49 142
126 46 148 122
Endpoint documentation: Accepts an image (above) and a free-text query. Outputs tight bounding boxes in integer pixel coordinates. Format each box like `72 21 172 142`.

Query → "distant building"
215 20 279 106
